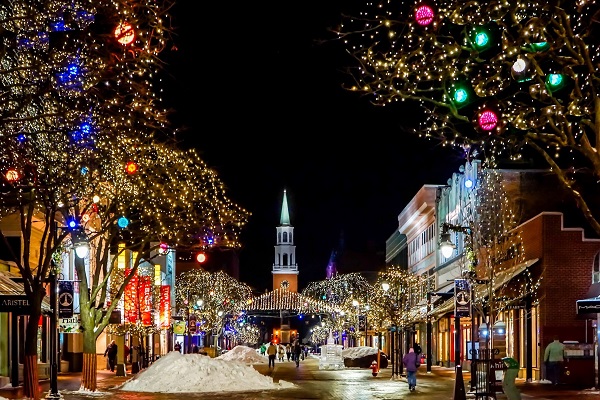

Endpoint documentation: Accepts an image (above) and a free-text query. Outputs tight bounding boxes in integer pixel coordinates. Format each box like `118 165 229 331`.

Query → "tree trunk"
23 354 40 399
24 290 43 400
81 352 98 391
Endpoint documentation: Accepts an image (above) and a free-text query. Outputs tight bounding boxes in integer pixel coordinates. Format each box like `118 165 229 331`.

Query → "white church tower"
272 189 299 292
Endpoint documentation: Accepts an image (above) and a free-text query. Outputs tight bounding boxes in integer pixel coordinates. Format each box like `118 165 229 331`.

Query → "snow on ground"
119 350 295 393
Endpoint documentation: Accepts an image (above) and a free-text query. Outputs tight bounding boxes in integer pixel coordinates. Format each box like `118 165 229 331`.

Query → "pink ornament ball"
415 5 434 26
478 110 498 131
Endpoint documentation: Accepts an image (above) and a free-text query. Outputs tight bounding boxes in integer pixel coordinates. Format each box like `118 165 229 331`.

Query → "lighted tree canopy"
0 0 249 396
338 0 600 234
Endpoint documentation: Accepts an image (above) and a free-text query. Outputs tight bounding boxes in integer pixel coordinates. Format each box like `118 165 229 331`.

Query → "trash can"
501 357 521 400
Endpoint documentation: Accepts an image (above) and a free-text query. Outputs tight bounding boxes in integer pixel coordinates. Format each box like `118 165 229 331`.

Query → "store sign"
59 314 82 333
0 295 32 313
576 298 600 314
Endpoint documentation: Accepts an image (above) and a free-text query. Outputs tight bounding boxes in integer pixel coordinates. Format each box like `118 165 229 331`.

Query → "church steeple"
272 189 298 292
280 189 290 226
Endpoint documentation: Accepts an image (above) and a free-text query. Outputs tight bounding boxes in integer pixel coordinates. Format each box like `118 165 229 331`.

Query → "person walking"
260 343 267 356
403 347 420 391
286 343 292 361
104 340 118 372
544 336 565 385
174 342 181 353
278 344 285 362
293 340 303 367
267 342 277 368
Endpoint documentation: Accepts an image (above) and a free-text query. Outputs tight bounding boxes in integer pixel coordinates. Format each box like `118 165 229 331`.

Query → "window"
283 232 288 242
593 252 600 284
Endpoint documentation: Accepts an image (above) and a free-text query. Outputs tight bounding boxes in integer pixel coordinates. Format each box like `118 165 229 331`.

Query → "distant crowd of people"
260 341 308 368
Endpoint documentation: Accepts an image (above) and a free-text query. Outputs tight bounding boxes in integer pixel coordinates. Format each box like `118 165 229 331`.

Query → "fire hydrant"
370 360 379 377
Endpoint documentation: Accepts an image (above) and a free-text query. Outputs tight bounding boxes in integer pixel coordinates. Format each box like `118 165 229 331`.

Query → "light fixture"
382 282 390 292
493 320 506 335
478 322 489 338
70 229 89 258
73 237 89 259
440 231 456 258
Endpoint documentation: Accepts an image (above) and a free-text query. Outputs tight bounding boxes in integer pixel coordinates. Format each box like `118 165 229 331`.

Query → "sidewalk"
0 362 596 399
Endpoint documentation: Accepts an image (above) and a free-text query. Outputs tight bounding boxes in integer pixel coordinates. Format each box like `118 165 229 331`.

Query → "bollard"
501 357 522 400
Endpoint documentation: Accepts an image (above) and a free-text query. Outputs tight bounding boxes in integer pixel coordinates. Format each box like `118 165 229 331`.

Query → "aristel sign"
0 295 33 314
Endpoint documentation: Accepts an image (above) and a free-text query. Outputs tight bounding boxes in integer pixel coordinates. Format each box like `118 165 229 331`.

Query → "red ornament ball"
478 110 498 131
125 161 138 175
415 5 435 26
114 22 135 45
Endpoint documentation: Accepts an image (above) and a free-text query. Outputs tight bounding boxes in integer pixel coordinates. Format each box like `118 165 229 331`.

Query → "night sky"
160 1 465 291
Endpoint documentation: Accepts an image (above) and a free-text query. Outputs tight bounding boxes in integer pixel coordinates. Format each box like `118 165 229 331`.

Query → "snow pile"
120 351 292 393
342 346 378 359
217 345 267 364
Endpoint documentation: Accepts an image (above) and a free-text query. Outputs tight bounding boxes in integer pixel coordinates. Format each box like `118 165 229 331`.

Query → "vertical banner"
124 268 138 323
159 285 171 329
140 275 153 325
454 278 471 317
58 281 74 318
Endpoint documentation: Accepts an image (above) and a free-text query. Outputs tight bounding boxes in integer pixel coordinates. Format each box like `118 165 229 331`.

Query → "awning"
576 283 600 315
0 270 27 295
474 258 539 300
429 258 539 318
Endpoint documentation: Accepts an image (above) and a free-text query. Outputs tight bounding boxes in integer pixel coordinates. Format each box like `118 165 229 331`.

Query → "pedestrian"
403 347 420 391
267 342 277 368
278 344 285 362
124 344 130 363
104 340 118 372
544 336 565 385
174 342 181 353
192 344 199 353
286 343 292 361
303 345 309 360
260 343 267 356
293 340 302 367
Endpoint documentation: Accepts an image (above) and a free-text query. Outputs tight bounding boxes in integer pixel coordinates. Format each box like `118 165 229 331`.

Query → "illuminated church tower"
272 189 299 292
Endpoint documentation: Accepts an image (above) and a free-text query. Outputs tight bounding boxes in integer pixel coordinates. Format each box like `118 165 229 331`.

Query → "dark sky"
161 1 465 291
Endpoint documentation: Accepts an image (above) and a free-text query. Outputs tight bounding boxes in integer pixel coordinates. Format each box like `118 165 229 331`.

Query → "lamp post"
45 269 61 400
439 222 479 400
46 224 88 399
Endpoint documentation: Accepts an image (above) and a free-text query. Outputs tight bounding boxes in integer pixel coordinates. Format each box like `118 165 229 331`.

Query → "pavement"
0 357 596 400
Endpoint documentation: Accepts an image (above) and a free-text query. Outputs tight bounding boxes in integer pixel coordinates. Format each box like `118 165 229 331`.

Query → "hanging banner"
58 281 74 318
173 320 186 334
140 275 153 326
159 285 171 329
124 268 139 323
454 278 471 317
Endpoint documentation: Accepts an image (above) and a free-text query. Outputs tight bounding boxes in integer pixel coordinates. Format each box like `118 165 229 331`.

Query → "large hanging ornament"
126 161 138 175
477 110 498 131
4 168 20 182
415 5 434 26
114 22 135 45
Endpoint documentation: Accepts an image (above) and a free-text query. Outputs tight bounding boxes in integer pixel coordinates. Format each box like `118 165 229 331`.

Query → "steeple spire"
280 189 290 226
